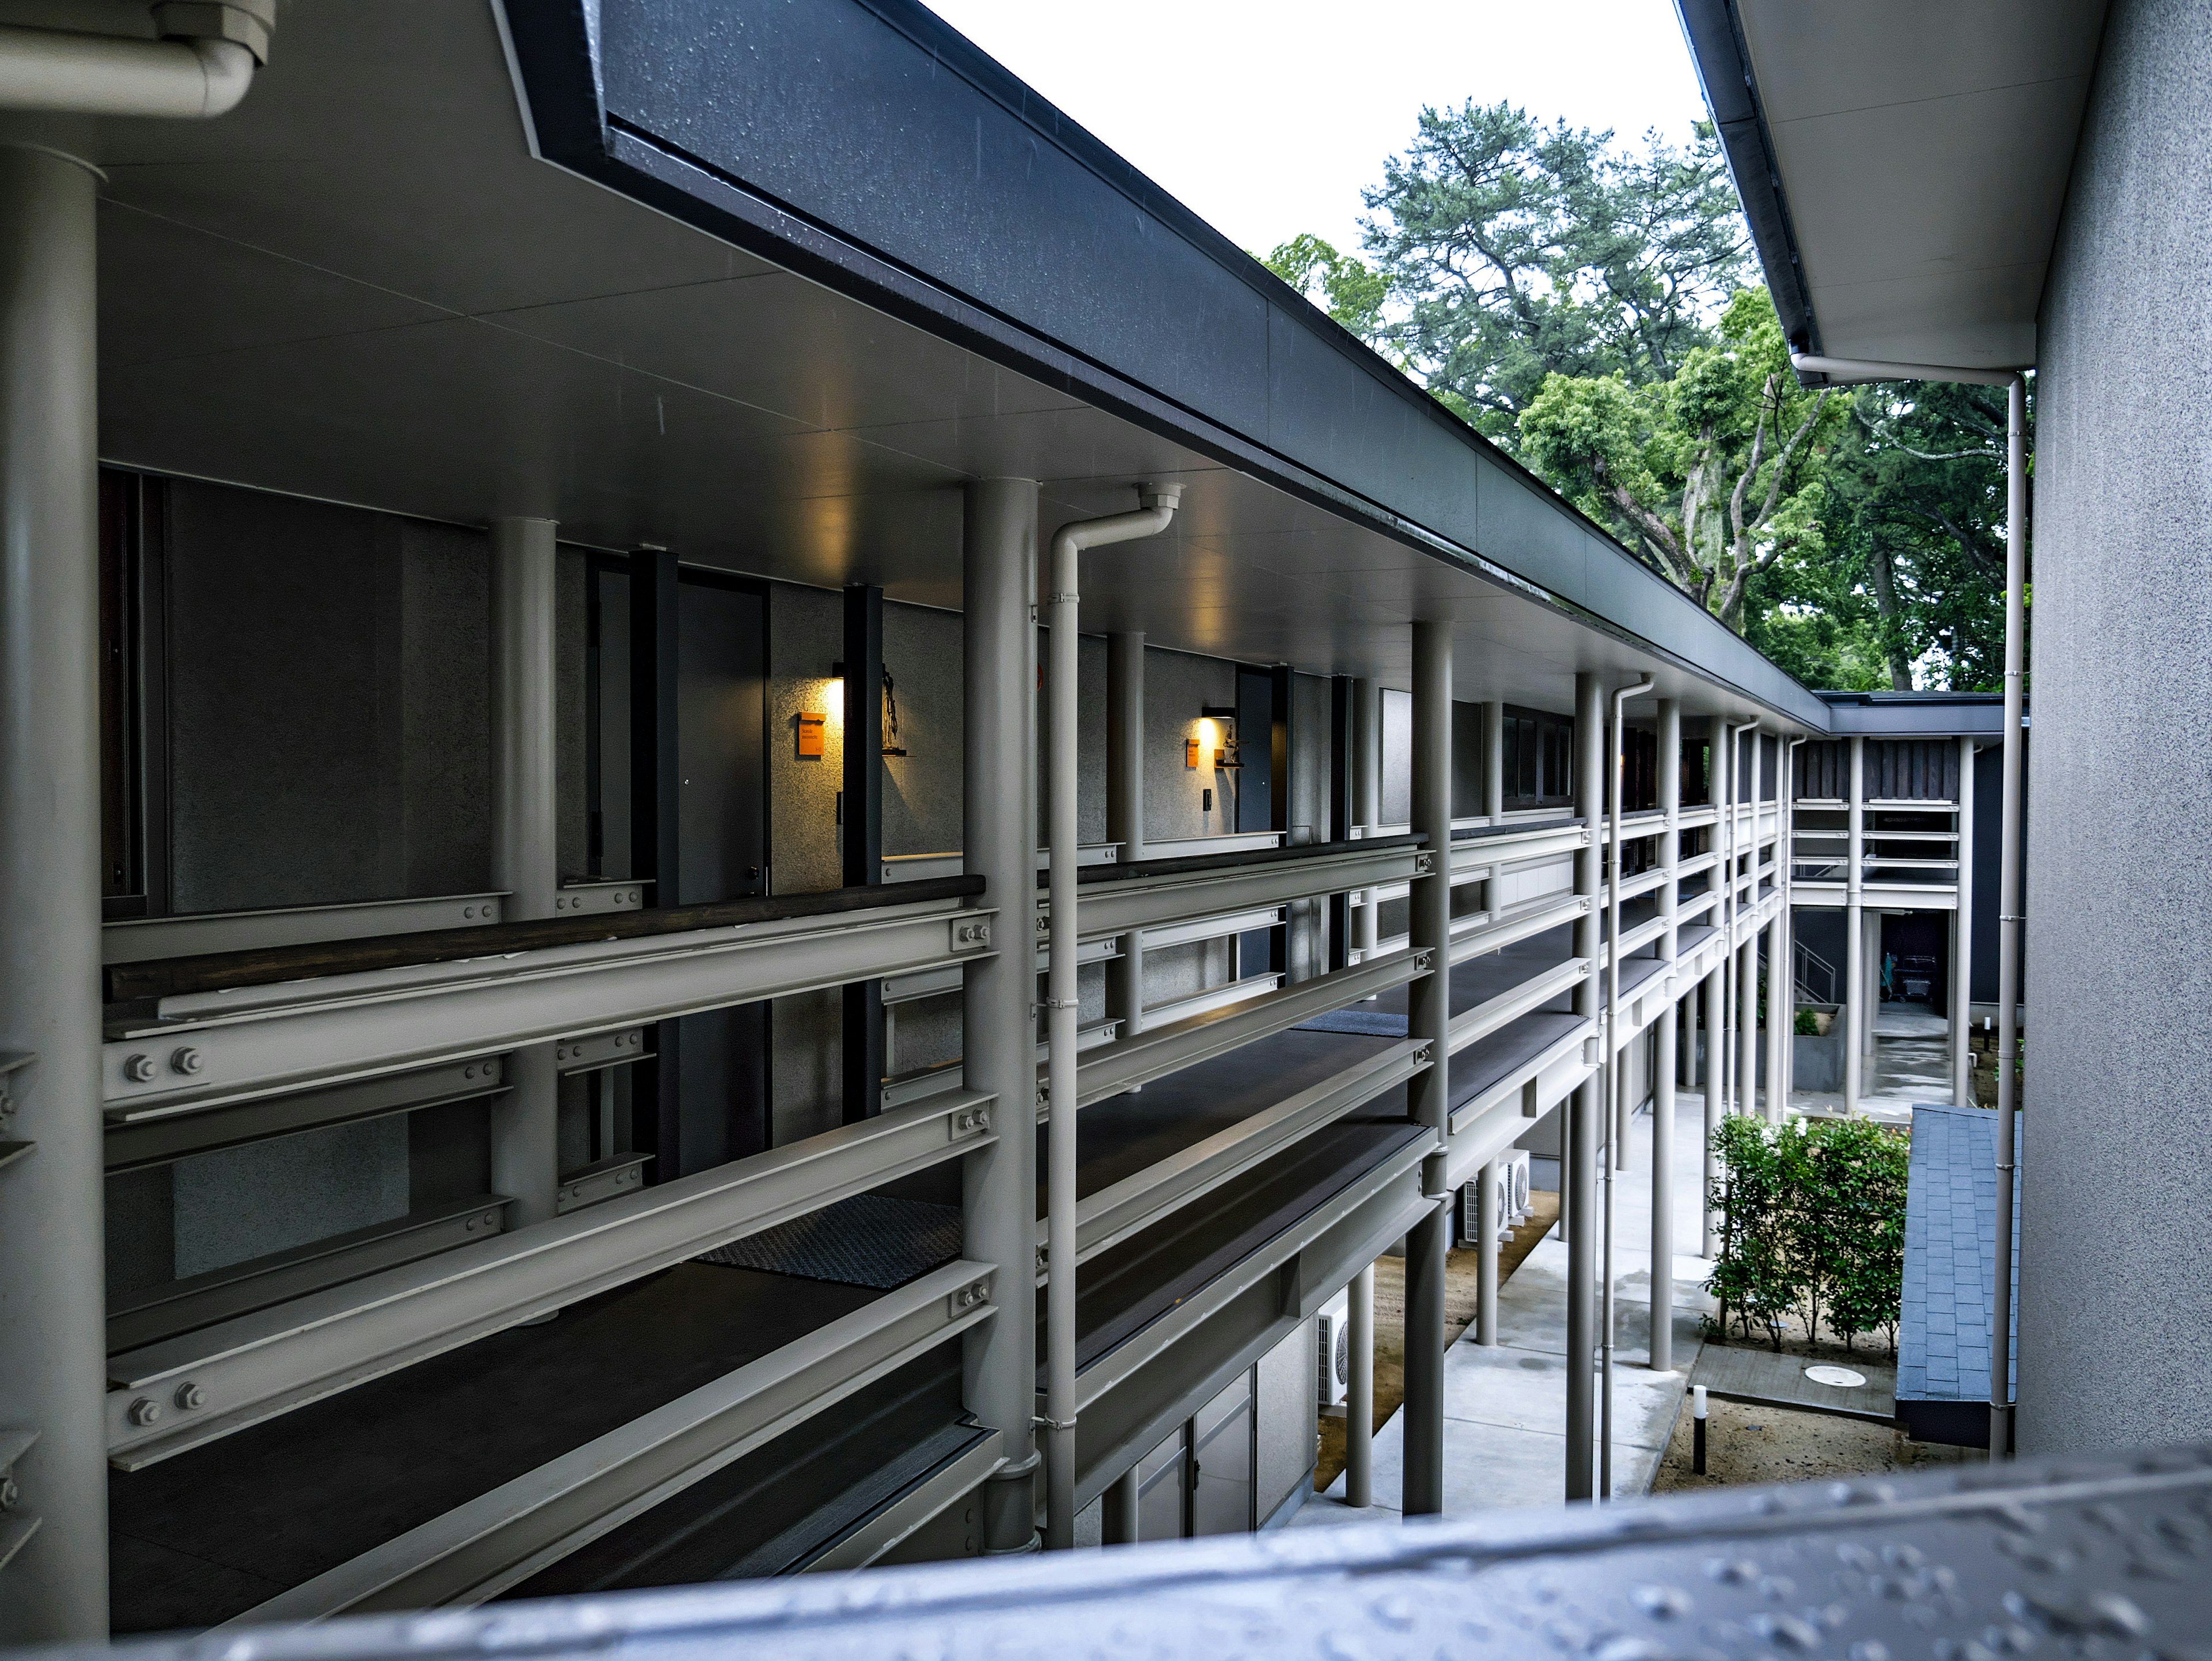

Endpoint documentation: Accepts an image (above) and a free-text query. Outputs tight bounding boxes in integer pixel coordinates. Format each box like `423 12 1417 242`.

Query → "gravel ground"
1650 1393 1970 1492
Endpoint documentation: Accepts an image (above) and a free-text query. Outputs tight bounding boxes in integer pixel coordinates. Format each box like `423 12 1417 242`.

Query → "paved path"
1792 1006 1953 1125
1291 1100 1715 1526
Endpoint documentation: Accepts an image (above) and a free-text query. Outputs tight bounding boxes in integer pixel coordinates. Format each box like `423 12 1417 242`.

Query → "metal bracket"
955 918 992 948
948 1277 994 1319
1032 1413 1077 1432
0 1051 32 1124
949 1102 992 1140
0 1428 36 1512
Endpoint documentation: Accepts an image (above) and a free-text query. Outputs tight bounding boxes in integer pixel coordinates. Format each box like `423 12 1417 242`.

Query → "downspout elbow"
0 1 271 120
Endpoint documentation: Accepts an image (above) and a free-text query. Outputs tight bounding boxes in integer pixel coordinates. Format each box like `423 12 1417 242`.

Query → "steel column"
1701 714 1729 1261
1482 700 1505 820
0 140 106 1643
1101 1465 1140 1545
1402 620 1453 1517
961 478 1041 1556
1107 632 1145 1038
1844 736 1865 1114
1345 1263 1374 1506
1566 671 1603 1501
843 584 887 1124
1990 374 2026 1459
1650 700 1680 1372
1734 729 1760 1124
1354 678 1381 964
490 517 561 1226
1953 736 1976 1106
1474 1160 1499 1346
628 546 682 1171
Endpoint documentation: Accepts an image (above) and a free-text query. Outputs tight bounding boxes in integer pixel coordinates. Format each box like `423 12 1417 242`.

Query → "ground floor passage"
1293 1098 1714 1522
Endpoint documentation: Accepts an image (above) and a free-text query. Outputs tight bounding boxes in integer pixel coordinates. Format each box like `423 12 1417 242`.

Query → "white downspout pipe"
1043 482 1181 1549
1796 353 2027 1455
1724 720 1759 1119
0 3 272 119
1782 735 1807 1110
1599 676 1653 1500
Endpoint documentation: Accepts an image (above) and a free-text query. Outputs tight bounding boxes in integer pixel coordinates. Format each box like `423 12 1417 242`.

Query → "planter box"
1693 1031 1844 1092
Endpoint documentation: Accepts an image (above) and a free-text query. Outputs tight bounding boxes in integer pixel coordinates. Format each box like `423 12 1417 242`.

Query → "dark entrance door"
675 574 768 1173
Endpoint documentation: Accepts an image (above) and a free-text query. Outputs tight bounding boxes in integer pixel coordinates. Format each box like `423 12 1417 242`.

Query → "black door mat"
695 1194 963 1290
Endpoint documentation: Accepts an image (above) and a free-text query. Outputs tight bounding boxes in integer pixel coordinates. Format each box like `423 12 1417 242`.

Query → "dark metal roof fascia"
1816 692 2016 738
1672 0 1823 364
499 0 1836 733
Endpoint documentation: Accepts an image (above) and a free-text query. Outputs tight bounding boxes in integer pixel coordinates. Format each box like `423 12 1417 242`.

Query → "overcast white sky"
921 1 1715 261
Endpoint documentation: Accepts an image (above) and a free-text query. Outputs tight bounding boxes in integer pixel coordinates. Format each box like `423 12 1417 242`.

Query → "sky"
920 1 1715 262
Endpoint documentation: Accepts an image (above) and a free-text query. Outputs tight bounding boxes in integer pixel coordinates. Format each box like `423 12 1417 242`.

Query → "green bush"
1794 1007 1820 1036
1706 1115 1908 1354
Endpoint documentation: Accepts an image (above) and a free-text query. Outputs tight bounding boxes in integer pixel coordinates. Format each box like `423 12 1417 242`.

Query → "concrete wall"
2020 0 2212 1455
165 482 491 913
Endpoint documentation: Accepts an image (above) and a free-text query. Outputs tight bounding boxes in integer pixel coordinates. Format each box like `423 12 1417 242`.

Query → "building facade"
0 0 2062 1644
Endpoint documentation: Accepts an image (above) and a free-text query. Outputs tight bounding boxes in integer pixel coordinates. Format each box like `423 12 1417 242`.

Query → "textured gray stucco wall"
165 483 491 912
2019 0 2212 1455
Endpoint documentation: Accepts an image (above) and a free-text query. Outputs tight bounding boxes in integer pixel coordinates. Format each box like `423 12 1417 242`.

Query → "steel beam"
801 1427 1006 1573
1067 839 1428 942
1448 958 1591 1055
104 1091 998 1466
1072 1135 1430 1413
229 1261 997 1621
1066 949 1425 1110
104 898 994 1119
1049 1039 1429 1270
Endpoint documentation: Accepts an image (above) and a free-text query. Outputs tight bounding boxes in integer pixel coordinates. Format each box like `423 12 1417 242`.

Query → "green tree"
1824 381 2018 690
1517 289 1839 631
1357 102 1749 442
1261 233 1388 340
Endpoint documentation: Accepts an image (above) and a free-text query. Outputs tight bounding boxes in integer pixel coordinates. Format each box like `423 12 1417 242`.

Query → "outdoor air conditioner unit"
1457 1151 1534 1244
1315 1288 1350 1409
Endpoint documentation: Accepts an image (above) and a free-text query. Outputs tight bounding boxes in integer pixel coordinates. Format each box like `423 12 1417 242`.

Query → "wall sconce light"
830 659 908 758
1194 704 1242 771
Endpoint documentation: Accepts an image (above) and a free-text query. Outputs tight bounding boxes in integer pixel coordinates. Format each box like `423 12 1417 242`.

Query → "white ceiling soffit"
1690 0 2109 370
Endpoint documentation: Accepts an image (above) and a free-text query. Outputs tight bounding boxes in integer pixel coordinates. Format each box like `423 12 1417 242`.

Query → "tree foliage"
1259 102 2021 687
1354 102 1749 441
1262 232 1388 340
1517 289 1839 630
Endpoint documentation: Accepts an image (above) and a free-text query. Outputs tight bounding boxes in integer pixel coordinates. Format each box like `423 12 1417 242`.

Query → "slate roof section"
1900 1103 2021 1407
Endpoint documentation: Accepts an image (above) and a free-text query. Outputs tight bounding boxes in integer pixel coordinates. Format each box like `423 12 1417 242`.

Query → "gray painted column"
1952 736 1976 1106
1844 736 1865 1114
1566 671 1604 1500
1701 714 1729 1260
960 478 1041 1557
1354 678 1381 962
1737 931 1758 1133
1763 912 1786 1124
490 517 562 1227
0 142 107 1643
1101 1466 1140 1545
1650 701 1680 1371
1106 632 1145 1037
1403 622 1453 1516
1482 699 1505 820
1346 1263 1374 1505
1738 732 1762 1124
1474 1160 1499 1346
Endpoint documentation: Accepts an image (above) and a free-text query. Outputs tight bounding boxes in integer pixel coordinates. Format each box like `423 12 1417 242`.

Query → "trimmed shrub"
1706 1115 1908 1354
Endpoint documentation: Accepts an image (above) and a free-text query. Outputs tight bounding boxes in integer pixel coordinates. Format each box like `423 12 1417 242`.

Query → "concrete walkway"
1791 1005 1953 1124
1291 1099 1716 1526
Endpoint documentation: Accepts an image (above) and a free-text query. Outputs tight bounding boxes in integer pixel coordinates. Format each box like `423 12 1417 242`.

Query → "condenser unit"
1456 1151 1533 1244
1315 1288 1350 1409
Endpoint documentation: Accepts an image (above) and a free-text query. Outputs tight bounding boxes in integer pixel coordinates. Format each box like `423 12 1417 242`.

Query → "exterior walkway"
1791 1005 1953 1123
1291 1096 1715 1524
